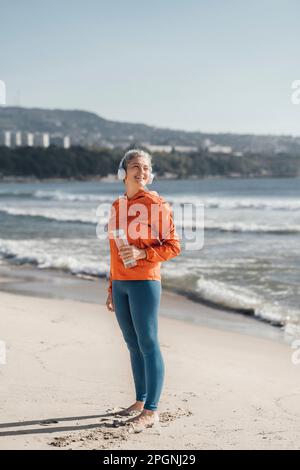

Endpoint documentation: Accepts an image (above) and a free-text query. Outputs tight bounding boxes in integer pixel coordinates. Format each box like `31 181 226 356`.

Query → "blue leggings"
112 280 164 411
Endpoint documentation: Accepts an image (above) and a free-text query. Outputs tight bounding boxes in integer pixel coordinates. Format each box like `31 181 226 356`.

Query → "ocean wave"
163 272 300 332
168 195 300 211
203 220 300 234
174 218 300 234
1 188 300 211
33 190 115 202
194 278 300 329
1 205 299 233
0 239 108 277
0 206 106 224
0 188 115 202
0 190 33 198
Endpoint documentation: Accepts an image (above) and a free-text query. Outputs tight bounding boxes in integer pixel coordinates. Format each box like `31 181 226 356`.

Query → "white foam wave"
195 278 300 328
173 217 300 233
33 190 115 202
1 188 300 211
0 239 109 277
169 195 300 211
0 206 107 224
203 220 300 233
1 204 299 233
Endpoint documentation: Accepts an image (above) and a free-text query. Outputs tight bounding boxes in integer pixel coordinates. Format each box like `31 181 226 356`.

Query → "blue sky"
1 0 300 135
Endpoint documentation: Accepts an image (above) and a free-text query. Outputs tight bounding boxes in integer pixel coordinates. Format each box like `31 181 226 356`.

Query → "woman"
106 149 181 430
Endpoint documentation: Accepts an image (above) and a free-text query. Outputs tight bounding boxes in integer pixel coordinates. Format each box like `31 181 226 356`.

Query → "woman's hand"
106 293 115 312
118 245 146 263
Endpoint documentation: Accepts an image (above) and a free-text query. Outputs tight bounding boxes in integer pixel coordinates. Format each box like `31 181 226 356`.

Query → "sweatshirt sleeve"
144 199 181 263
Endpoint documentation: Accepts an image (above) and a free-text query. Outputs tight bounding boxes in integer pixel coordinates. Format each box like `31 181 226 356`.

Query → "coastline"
0 176 299 338
0 263 286 344
0 264 299 450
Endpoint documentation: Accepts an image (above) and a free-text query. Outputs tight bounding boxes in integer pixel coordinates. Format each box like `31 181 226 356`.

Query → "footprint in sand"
275 393 300 418
48 407 193 448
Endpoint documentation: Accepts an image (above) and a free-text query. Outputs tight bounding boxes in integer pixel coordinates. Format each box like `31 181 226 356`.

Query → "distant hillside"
1 106 300 155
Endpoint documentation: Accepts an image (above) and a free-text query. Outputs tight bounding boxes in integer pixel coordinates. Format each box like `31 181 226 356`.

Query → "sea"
0 177 299 337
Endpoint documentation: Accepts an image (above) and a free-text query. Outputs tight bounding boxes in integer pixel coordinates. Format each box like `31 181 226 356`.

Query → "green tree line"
0 145 299 179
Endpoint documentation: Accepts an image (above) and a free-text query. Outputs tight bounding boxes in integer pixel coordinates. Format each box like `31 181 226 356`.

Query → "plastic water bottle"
112 228 137 268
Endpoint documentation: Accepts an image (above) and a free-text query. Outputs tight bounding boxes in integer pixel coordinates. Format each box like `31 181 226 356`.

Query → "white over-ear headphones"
117 151 155 184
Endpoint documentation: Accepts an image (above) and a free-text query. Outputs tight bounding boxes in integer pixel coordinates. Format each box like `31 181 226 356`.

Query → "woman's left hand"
119 245 146 263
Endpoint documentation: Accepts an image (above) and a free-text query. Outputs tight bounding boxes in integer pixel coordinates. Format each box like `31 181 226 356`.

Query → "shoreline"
0 262 286 344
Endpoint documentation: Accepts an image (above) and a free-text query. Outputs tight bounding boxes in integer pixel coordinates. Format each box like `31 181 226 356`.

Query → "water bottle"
112 228 137 268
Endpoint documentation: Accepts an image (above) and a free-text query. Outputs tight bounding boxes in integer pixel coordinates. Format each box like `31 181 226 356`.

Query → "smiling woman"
117 149 155 195
105 148 181 431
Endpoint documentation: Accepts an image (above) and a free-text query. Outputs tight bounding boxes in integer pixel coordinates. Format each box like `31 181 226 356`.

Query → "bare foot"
114 401 145 416
125 409 159 427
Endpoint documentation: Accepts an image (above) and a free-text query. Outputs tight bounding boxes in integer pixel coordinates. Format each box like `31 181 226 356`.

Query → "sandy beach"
0 267 300 450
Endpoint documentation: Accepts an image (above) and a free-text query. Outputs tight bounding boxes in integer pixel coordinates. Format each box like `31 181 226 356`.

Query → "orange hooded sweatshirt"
107 187 181 294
